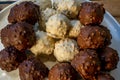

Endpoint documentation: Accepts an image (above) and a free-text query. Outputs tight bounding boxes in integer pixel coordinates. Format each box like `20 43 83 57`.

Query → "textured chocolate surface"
19 57 49 80
98 47 119 71
1 22 36 51
0 46 27 72
77 25 111 49
49 62 77 80
79 2 105 25
71 49 101 80
97 72 115 80
8 1 40 25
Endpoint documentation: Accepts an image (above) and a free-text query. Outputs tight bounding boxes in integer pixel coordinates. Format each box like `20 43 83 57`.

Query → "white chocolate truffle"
36 0 52 31
35 0 52 10
69 20 84 38
43 8 57 22
52 0 61 8
39 8 57 31
54 38 79 62
53 0 81 18
46 14 71 39
30 31 55 55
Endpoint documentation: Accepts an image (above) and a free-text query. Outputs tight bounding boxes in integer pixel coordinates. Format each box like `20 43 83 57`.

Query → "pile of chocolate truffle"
48 2 119 80
71 2 119 80
0 1 119 80
0 1 49 80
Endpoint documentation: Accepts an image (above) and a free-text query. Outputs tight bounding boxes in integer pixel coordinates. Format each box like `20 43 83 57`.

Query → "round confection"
42 8 57 22
48 62 77 80
46 14 71 39
77 25 111 49
1 24 11 47
19 57 49 80
79 2 105 25
1 22 36 51
71 49 101 80
53 0 81 19
39 8 57 31
35 0 52 10
0 46 27 72
98 47 119 71
69 20 84 38
97 72 115 80
8 1 40 25
54 38 79 62
30 31 56 55
101 25 112 46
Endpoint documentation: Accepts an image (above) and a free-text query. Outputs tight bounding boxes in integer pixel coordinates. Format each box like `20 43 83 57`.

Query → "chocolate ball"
79 2 105 25
49 62 78 80
71 49 101 80
97 72 115 80
98 47 119 71
8 1 40 25
19 57 49 80
77 25 111 49
0 46 27 72
1 22 36 51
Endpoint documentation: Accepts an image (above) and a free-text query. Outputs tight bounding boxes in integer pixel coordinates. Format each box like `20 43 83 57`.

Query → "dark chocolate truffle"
101 26 112 46
98 47 119 71
97 72 115 80
1 22 36 51
48 62 78 80
19 57 49 80
8 1 40 25
71 49 101 80
77 25 111 49
79 2 105 25
0 46 27 72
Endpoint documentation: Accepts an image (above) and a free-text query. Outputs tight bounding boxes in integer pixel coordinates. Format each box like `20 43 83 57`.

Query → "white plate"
0 0 120 80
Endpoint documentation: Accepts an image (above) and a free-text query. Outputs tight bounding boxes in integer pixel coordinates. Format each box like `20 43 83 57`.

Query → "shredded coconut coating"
35 0 52 10
30 31 56 55
39 8 57 31
53 0 81 19
69 20 84 38
46 14 71 39
43 8 57 22
54 38 79 62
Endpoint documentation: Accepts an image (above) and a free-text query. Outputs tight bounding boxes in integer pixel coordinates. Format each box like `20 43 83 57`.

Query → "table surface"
0 0 120 24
